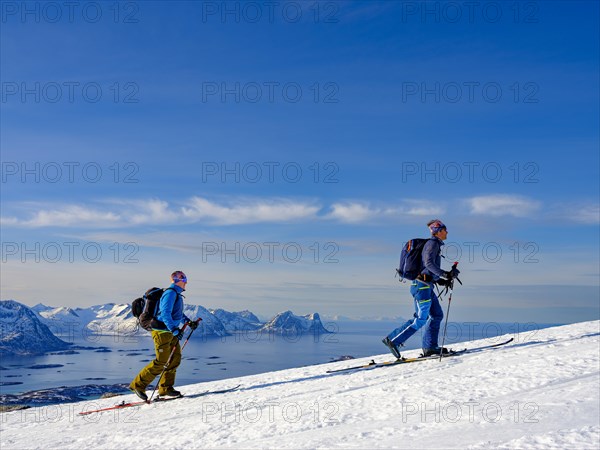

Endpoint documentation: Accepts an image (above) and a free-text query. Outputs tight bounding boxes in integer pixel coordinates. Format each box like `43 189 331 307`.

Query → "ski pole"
438 286 453 361
179 318 202 353
439 262 458 362
148 318 201 402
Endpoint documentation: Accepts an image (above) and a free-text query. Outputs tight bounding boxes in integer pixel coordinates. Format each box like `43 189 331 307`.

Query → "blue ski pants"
387 280 443 349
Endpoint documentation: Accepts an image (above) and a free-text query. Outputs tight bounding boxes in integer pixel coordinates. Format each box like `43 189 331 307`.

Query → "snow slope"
1 321 599 449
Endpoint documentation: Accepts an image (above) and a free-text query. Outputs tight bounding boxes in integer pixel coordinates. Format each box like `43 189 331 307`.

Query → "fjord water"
0 321 557 396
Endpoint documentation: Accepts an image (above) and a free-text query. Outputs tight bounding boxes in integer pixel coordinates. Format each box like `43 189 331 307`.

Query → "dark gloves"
172 327 184 340
449 266 461 278
187 320 200 330
437 278 451 287
444 267 460 280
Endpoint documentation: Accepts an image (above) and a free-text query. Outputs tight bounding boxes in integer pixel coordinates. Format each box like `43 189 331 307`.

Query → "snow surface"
1 321 599 449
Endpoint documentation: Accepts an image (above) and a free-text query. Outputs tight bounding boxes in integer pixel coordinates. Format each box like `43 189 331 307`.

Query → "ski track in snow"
1 321 599 449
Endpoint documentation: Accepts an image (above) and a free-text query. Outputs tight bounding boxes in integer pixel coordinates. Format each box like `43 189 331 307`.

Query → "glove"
443 270 457 280
172 327 184 340
437 278 451 287
449 266 461 278
187 320 199 330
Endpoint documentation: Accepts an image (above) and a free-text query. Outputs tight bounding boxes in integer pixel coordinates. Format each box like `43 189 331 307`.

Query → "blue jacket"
421 237 446 281
155 284 190 332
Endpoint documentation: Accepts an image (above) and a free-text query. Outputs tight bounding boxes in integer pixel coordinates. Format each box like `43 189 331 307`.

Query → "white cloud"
568 205 600 225
0 216 19 226
20 205 122 228
467 195 541 218
328 203 376 223
1 197 321 228
109 199 174 225
403 200 446 217
328 201 445 224
181 197 320 225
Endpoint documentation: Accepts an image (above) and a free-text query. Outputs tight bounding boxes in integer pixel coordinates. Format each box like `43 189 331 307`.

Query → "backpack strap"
153 287 181 317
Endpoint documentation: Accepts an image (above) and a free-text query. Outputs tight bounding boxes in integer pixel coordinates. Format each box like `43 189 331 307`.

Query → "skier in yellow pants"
129 271 198 400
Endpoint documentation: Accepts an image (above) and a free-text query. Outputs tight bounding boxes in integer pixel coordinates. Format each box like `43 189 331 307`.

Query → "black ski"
326 350 464 373
326 337 514 374
373 348 467 368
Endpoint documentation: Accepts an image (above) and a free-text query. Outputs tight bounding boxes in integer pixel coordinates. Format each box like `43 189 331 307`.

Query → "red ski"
78 385 241 416
79 399 148 415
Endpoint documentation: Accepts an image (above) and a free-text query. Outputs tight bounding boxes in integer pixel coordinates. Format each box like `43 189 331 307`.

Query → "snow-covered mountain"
211 308 262 332
0 300 70 356
260 311 331 335
33 302 231 337
1 321 598 449
33 303 140 337
32 301 329 338
183 304 228 337
86 303 138 336
31 304 83 335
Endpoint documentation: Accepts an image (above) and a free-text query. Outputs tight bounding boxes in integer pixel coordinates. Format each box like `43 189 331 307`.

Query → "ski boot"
159 387 182 398
382 337 401 359
129 387 148 401
421 347 450 357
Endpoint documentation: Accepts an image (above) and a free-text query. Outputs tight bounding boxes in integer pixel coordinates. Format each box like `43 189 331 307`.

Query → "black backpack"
397 238 432 281
132 287 176 331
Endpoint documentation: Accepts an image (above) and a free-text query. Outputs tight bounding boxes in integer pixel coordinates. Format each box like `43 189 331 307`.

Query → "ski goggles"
429 220 446 234
172 272 187 283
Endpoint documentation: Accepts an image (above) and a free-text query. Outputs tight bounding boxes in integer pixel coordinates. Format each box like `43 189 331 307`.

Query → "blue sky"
1 1 598 323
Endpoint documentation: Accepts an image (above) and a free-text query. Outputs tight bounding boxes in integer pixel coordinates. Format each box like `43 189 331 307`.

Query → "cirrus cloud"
181 197 321 225
467 194 541 218
327 200 445 224
1 197 322 228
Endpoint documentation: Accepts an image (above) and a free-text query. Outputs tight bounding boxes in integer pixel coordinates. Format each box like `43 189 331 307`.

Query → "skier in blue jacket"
382 220 460 358
130 271 198 400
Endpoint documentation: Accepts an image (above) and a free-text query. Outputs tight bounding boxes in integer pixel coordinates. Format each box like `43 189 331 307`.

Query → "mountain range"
0 301 71 356
1 300 331 356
